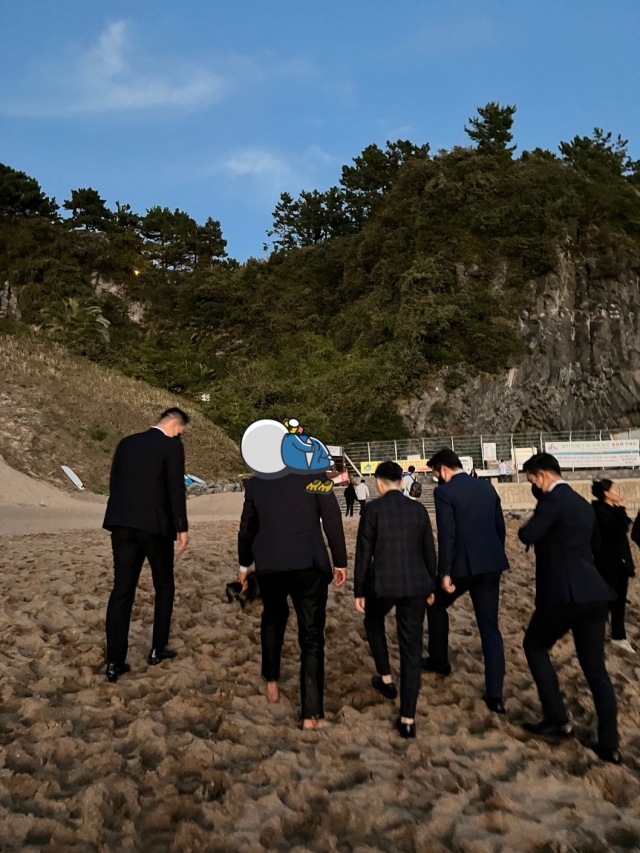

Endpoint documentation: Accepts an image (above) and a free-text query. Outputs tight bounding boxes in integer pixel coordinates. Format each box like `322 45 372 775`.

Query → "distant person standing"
103 408 190 683
402 465 417 498
498 460 509 483
355 478 370 515
344 480 356 517
592 480 635 654
519 454 620 764
421 449 509 714
354 461 437 738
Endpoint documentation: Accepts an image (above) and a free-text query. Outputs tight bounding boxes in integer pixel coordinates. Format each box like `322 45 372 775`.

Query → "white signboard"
482 443 497 462
514 447 537 471
327 445 343 456
545 440 640 469
459 455 474 473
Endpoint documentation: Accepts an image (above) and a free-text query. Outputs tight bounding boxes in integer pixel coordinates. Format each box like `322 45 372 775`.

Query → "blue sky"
1 1 639 260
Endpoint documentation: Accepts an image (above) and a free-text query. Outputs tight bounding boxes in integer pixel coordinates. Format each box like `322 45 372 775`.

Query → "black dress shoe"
522 719 573 738
421 657 452 676
106 663 130 683
484 696 506 715
148 648 178 666
372 675 398 700
395 718 416 739
586 742 622 764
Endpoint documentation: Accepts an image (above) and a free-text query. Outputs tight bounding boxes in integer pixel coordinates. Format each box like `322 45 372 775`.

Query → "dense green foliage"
2 105 640 442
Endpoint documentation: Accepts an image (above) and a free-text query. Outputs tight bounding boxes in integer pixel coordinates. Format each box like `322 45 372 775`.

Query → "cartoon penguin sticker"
240 417 334 487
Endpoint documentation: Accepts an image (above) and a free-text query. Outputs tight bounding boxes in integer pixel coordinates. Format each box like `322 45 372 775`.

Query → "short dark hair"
375 460 404 483
592 479 614 502
160 407 190 425
522 453 561 477
428 449 463 472
408 465 416 473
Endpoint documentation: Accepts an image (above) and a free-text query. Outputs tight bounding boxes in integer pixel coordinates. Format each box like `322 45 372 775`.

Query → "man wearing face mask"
421 449 509 714
518 453 620 764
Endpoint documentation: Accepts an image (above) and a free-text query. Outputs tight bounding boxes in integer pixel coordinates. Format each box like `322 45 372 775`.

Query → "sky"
1 1 639 260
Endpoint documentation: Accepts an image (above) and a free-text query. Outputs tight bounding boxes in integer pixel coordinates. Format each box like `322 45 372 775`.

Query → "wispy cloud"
214 145 339 208
2 21 244 117
222 149 293 194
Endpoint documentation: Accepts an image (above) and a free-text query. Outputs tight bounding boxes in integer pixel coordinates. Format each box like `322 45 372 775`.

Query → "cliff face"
400 248 640 435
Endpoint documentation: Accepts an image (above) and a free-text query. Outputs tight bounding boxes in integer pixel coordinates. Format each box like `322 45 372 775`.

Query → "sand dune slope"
1 520 640 852
0 458 244 535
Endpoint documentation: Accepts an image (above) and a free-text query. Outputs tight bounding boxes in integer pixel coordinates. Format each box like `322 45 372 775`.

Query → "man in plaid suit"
354 461 437 738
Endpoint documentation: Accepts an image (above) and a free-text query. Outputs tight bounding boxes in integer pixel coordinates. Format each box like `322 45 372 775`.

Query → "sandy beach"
1 482 640 851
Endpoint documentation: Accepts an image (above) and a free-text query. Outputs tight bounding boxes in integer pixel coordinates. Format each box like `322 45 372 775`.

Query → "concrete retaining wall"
494 479 640 513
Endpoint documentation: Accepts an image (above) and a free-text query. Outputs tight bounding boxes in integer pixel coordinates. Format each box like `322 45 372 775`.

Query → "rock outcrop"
400 248 640 434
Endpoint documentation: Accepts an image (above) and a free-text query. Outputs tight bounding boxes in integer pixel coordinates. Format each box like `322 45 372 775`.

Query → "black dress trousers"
106 526 175 664
257 567 331 719
364 594 426 718
523 601 618 749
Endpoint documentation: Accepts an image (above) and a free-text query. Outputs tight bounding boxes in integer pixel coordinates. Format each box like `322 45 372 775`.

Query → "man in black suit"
103 408 190 682
421 449 509 713
238 472 347 730
354 461 437 738
518 453 620 763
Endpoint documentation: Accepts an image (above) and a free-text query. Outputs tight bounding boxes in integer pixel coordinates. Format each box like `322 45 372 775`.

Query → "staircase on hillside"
334 477 436 515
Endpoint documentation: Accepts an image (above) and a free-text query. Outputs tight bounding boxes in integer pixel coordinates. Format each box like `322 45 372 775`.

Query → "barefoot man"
238 472 347 729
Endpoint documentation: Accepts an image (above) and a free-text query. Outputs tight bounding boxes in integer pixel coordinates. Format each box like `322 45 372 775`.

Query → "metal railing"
345 429 638 470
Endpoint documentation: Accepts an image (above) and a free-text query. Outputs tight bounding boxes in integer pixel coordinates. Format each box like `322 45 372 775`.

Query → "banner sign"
359 459 432 474
544 440 640 469
327 445 343 456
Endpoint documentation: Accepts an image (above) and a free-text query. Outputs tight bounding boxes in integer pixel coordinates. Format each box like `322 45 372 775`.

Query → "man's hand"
355 597 366 614
238 569 249 591
442 575 456 594
176 532 189 555
333 568 347 588
427 593 435 606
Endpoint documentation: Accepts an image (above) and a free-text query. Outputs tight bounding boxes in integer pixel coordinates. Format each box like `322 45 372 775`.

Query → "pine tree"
465 102 517 156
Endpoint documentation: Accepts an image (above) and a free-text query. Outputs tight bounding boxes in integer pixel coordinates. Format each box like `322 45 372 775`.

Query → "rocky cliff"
400 247 640 435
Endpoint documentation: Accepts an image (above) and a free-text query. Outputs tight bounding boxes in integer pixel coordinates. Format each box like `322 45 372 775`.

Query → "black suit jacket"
238 474 347 574
103 428 188 539
434 473 509 580
592 501 635 581
518 483 614 606
354 490 437 598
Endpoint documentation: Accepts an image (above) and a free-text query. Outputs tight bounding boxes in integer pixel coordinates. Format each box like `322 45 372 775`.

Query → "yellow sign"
359 461 381 474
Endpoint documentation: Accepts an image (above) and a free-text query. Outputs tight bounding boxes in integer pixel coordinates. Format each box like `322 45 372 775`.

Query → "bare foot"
302 718 331 730
266 681 280 703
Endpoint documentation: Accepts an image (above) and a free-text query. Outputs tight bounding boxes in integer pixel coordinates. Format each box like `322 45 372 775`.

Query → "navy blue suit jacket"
518 483 614 606
434 473 509 580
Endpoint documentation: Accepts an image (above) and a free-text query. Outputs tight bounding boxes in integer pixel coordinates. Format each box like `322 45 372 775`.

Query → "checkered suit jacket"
354 489 437 598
